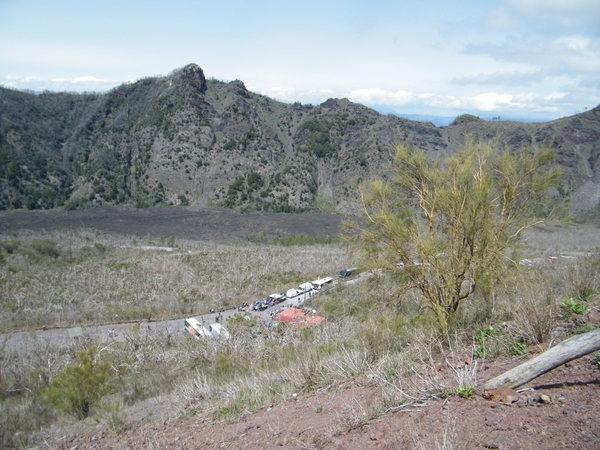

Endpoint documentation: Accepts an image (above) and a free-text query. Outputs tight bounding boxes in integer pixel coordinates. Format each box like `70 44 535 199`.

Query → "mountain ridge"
1 63 599 218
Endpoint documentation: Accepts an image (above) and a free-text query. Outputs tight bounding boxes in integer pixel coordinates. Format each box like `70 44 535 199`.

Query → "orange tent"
276 307 325 326
276 307 306 323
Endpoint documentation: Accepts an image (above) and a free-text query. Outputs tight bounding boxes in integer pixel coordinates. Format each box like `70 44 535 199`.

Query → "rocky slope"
1 64 599 217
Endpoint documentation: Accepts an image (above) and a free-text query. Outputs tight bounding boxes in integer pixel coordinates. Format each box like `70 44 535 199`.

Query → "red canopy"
276 307 325 326
276 307 306 323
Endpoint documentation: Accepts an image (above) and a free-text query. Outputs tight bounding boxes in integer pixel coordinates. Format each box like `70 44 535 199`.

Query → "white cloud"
347 88 432 106
309 88 337 96
344 86 572 117
260 86 297 102
470 93 514 111
72 76 108 83
0 74 121 93
461 31 600 100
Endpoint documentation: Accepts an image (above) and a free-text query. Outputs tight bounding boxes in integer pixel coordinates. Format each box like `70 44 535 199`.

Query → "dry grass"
1 224 599 447
0 231 350 330
521 222 600 256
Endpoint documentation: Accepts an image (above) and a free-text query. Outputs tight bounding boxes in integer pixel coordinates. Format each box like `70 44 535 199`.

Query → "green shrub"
560 297 587 318
455 384 475 399
44 345 113 419
509 342 529 356
177 194 189 206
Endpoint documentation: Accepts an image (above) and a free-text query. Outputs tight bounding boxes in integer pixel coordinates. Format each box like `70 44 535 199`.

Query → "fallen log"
484 328 600 390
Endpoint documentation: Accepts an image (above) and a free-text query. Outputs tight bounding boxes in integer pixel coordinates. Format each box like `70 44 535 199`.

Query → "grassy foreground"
0 224 599 448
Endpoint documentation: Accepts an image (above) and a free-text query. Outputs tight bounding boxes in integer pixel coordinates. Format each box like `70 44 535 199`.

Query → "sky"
0 0 598 123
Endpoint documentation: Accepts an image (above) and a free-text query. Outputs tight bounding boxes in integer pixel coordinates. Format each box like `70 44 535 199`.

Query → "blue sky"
0 0 598 122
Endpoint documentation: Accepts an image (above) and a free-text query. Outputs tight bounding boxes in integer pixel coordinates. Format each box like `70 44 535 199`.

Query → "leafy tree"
44 345 113 420
246 171 263 191
346 138 561 333
298 119 335 157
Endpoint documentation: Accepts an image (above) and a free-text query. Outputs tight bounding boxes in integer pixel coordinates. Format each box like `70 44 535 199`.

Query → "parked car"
252 300 268 311
339 268 358 278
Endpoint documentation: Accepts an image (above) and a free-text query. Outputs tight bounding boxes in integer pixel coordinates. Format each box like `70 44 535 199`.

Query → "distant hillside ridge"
1 63 599 217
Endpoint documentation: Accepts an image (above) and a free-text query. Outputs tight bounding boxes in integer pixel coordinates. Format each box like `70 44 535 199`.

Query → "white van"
184 318 210 339
311 277 333 290
208 323 230 339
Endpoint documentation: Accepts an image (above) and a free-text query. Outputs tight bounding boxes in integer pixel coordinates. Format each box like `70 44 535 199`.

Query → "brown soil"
53 352 600 450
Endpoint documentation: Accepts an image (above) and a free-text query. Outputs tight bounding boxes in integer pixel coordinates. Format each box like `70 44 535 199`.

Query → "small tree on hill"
44 345 113 420
346 138 561 334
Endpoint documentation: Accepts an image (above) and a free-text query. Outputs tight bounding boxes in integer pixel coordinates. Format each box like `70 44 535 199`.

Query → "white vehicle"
267 293 285 304
298 282 314 293
184 318 210 339
286 288 302 299
208 323 230 339
311 277 333 290
286 288 317 306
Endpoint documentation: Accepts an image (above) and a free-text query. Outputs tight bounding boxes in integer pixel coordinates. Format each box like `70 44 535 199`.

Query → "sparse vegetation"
0 216 599 447
0 231 348 330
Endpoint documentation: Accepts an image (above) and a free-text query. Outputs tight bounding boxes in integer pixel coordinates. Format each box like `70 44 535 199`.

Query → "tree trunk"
484 328 600 390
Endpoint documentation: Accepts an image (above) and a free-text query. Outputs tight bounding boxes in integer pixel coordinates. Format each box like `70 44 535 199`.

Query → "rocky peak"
173 63 207 93
229 80 250 98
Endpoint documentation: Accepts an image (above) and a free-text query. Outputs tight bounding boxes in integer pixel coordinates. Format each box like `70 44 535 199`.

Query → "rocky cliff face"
1 64 599 218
